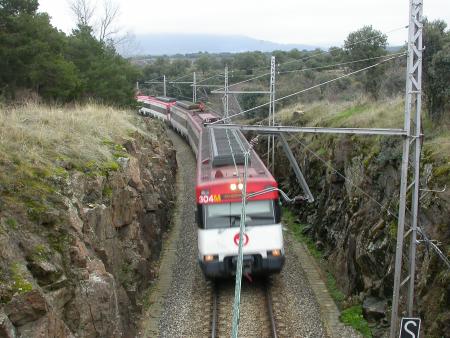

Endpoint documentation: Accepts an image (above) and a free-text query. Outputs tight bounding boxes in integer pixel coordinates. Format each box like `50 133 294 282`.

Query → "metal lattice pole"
231 150 250 338
407 0 423 317
267 56 276 170
224 66 229 119
163 75 167 97
271 57 276 171
389 1 423 336
193 72 197 102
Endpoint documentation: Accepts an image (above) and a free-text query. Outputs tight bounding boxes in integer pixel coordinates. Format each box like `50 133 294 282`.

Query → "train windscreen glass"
204 200 275 229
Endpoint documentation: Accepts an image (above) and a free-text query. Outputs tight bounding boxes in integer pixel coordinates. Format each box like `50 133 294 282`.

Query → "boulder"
127 157 145 191
0 121 177 338
27 260 63 286
0 309 17 338
64 271 123 338
69 239 89 268
111 186 139 228
143 193 160 212
17 311 75 338
4 290 49 326
67 202 83 235
362 296 387 322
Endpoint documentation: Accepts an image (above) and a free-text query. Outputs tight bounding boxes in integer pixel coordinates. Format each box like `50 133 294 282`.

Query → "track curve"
140 127 360 338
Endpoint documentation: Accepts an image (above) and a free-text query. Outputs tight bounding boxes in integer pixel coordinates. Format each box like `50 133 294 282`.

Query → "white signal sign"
399 318 421 338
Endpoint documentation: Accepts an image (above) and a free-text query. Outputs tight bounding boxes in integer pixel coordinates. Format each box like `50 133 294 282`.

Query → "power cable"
290 133 399 217
290 134 450 271
171 73 192 82
278 25 408 69
278 52 406 75
196 73 224 84
214 72 271 92
417 228 450 270
143 76 164 83
229 25 409 78
152 26 408 95
211 53 406 123
225 128 240 180
216 52 405 93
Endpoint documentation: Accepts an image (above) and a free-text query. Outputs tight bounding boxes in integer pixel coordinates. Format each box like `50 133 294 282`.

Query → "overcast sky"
39 0 450 47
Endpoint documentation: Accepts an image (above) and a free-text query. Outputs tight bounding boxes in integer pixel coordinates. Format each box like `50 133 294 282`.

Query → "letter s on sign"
404 320 417 338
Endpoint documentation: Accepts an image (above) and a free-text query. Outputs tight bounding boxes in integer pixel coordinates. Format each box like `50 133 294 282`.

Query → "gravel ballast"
139 129 361 338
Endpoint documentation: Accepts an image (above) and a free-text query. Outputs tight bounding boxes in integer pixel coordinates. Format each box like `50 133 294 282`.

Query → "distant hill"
132 33 319 55
386 45 404 53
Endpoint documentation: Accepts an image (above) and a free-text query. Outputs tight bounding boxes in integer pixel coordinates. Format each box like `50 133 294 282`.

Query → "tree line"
0 0 138 106
140 24 449 121
1 0 448 120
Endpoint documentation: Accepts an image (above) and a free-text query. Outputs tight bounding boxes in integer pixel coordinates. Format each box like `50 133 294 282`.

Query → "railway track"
210 278 279 338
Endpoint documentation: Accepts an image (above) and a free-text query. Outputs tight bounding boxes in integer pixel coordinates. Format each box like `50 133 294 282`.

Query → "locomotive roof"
136 95 176 107
155 96 177 102
176 101 200 110
167 102 274 185
198 126 275 186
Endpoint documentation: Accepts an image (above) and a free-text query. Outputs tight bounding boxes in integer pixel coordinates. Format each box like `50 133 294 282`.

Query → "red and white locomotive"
137 95 285 278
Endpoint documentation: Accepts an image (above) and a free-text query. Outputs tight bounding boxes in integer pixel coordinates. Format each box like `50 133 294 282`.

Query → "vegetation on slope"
274 96 449 337
0 102 176 336
0 102 152 235
136 21 449 124
0 101 149 172
275 96 449 165
283 207 371 337
0 0 138 105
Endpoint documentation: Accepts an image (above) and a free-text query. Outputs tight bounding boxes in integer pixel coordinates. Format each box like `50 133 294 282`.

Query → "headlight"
268 249 281 257
203 255 218 262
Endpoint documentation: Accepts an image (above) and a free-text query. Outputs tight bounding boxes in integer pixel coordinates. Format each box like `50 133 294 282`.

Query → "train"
136 95 285 278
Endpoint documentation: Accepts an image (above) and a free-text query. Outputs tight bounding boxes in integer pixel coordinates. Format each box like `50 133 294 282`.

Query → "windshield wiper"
249 216 273 219
231 216 240 227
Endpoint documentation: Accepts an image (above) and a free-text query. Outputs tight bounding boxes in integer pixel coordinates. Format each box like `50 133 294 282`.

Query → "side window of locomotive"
196 205 205 228
274 199 282 223
188 123 199 145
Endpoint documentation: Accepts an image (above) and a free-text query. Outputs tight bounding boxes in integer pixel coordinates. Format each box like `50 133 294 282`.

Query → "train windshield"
204 200 275 229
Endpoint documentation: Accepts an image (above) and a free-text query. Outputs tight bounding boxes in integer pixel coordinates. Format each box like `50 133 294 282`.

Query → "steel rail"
210 279 278 338
211 282 218 338
264 278 278 338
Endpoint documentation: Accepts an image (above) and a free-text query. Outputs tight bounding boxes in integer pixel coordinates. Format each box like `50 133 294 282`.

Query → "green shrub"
11 263 33 294
6 218 18 229
326 272 345 303
340 305 372 337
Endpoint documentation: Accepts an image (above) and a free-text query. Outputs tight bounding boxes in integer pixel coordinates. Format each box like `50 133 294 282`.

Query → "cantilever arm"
278 133 314 203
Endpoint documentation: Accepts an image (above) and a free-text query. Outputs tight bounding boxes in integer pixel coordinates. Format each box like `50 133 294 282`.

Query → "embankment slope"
0 103 176 337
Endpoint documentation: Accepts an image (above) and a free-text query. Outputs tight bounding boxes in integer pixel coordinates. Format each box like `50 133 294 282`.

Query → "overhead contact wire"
279 25 408 69
211 53 406 124
278 52 406 74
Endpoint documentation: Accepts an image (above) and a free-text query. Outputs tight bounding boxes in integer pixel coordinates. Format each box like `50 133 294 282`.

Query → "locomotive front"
196 128 285 279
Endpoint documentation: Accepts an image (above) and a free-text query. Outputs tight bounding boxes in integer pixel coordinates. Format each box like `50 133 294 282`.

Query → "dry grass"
0 102 158 221
276 96 449 162
0 102 149 169
276 96 405 129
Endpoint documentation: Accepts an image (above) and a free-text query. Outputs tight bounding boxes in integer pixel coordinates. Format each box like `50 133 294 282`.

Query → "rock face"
0 120 176 337
274 135 450 338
